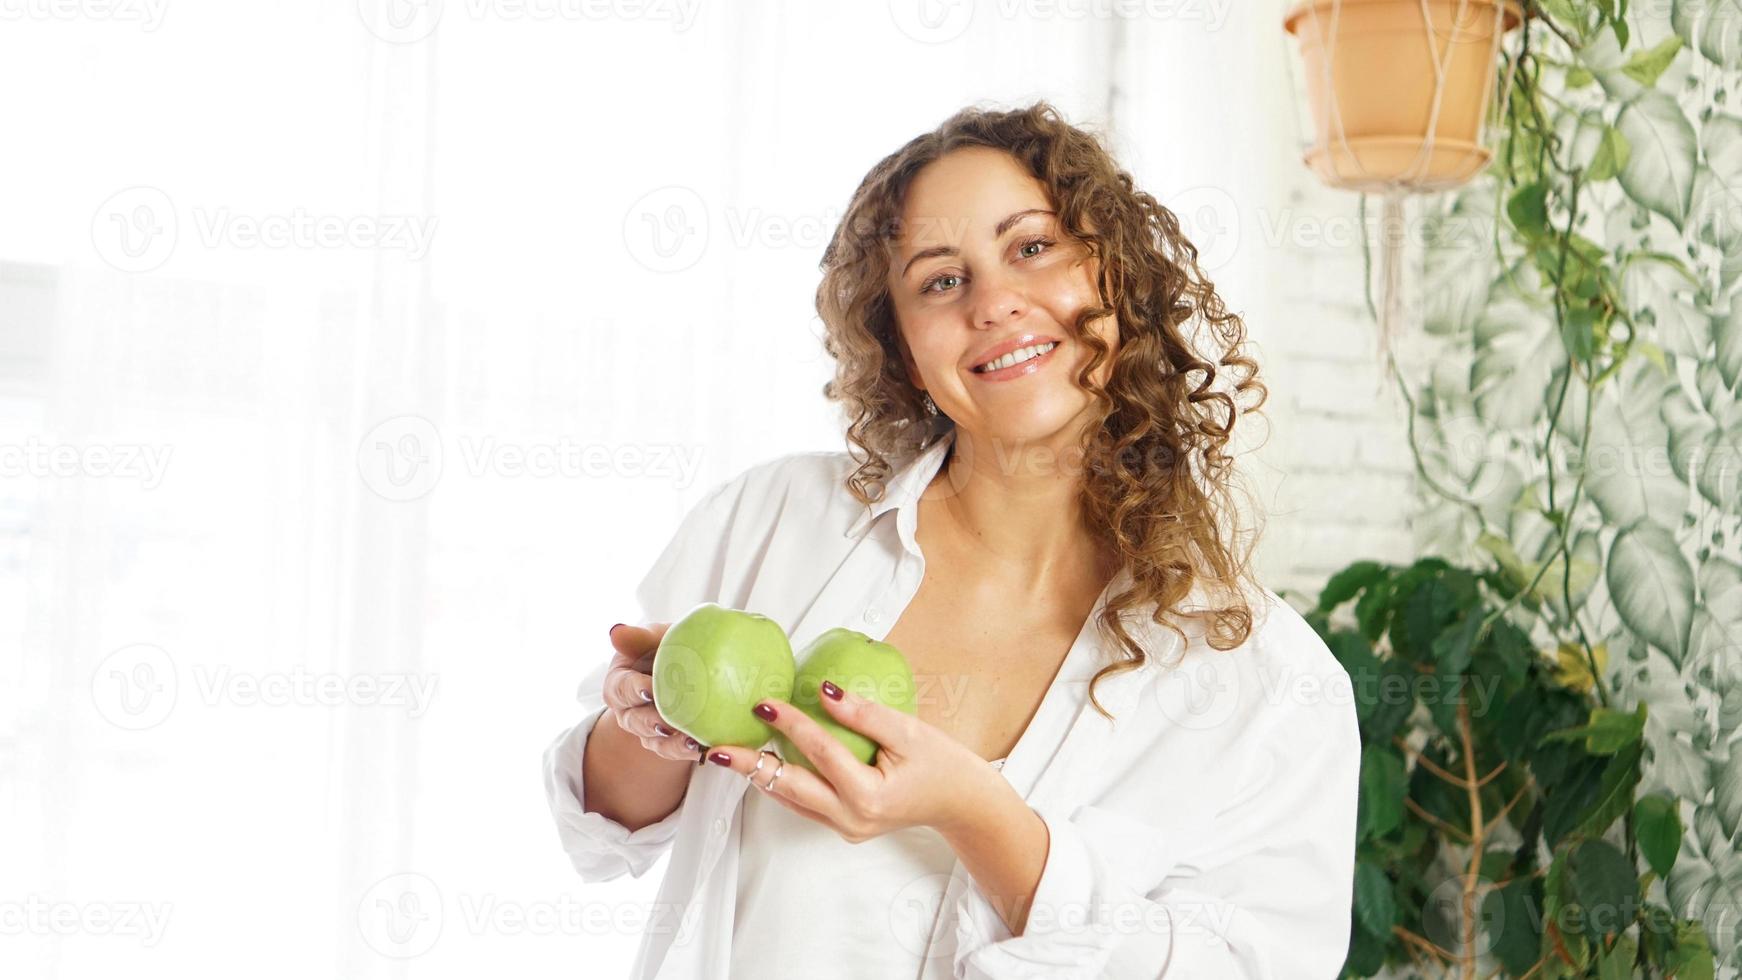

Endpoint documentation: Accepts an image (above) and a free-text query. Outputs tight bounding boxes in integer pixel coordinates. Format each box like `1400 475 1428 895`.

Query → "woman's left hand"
704 679 1008 843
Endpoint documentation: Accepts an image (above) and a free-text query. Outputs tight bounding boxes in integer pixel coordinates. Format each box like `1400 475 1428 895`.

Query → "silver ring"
762 757 785 793
747 751 768 782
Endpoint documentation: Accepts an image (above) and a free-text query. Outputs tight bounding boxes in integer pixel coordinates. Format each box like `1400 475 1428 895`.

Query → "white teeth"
977 341 1057 373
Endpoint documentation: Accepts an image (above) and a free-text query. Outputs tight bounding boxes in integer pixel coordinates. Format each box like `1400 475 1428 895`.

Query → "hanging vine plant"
1302 0 1742 976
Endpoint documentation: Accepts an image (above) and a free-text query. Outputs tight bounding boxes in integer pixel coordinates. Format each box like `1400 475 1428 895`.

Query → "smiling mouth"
972 341 1060 374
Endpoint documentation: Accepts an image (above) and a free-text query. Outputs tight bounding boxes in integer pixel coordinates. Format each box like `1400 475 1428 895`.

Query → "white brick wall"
1257 176 1429 603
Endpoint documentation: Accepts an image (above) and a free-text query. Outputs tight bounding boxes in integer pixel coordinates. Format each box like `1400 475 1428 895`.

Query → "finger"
755 698 878 801
604 665 657 713
816 680 917 758
755 781 836 826
704 743 855 830
615 703 679 741
609 622 668 665
640 730 708 763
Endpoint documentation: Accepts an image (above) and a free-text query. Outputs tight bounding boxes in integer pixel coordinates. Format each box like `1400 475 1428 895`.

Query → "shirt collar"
843 425 957 539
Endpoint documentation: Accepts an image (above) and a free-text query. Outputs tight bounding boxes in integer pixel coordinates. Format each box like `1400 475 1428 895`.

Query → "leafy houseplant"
1303 0 1742 976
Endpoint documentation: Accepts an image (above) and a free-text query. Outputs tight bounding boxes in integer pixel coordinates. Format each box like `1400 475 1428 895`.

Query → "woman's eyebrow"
899 208 1056 278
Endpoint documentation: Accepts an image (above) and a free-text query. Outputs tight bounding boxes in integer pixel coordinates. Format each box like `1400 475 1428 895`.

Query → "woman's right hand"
603 623 706 762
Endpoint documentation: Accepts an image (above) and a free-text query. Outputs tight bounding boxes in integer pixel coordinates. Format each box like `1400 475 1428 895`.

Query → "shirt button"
712 818 727 837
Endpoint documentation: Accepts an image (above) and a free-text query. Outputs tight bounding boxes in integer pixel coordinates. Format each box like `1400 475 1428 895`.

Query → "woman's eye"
919 238 1053 295
921 274 962 295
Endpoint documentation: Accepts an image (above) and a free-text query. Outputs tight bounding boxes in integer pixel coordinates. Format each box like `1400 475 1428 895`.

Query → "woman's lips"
970 341 1061 382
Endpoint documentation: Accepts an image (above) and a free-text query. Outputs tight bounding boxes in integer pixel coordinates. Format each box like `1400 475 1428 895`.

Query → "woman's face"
885 145 1119 449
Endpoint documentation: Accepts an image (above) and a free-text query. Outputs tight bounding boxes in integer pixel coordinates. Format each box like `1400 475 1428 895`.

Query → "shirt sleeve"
541 470 755 883
950 684 1362 979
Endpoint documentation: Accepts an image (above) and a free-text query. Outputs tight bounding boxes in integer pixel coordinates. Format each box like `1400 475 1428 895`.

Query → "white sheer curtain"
0 2 1176 977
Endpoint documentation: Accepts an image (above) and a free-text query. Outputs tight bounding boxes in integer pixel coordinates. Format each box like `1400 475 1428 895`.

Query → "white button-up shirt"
543 426 1361 979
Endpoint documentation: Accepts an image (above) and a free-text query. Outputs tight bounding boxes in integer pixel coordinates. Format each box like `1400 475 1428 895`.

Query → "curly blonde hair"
814 100 1271 721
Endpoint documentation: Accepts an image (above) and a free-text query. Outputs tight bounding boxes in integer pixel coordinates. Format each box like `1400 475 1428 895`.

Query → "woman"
544 102 1360 979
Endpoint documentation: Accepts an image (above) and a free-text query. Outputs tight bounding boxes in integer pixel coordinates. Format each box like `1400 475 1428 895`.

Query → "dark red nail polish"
753 703 777 722
708 751 733 767
821 680 843 701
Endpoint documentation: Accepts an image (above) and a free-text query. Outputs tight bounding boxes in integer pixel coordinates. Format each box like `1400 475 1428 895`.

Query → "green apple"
652 602 795 749
774 627 917 771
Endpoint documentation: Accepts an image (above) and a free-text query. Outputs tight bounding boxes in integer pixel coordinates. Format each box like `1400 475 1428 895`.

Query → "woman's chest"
878 564 1103 764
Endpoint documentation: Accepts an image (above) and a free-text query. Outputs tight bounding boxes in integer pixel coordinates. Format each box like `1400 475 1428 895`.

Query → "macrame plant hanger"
1302 0 1518 379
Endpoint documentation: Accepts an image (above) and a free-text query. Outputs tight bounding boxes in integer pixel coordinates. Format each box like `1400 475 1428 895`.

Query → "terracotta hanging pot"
1283 0 1523 192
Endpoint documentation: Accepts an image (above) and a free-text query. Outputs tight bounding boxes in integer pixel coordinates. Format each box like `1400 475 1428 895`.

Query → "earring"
922 392 938 416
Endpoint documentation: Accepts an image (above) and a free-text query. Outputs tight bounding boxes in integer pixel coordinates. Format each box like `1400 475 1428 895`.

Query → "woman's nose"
971 277 1028 329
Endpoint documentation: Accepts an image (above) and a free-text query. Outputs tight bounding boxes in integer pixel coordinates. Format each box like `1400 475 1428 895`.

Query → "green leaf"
1391 575 1461 665
1539 530 1602 622
1544 753 1609 847
1559 303 1601 363
1508 180 1551 238
1695 116 1742 267
1598 933 1639 980
1617 90 1698 230
1665 918 1716 980
1318 560 1386 613
1588 125 1632 182
1352 860 1396 937
1357 746 1407 841
1431 610 1483 677
1672 0 1742 69
1715 743 1742 841
1354 577 1392 645
1568 839 1640 937
1478 531 1530 588
1472 298 1560 430
1541 703 1649 755
1634 795 1684 879
1484 878 1544 974
1717 290 1742 393
1621 36 1686 86
1343 917 1388 976
1580 364 1688 528
1623 252 1710 359
1578 738 1644 840
1608 519 1697 666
